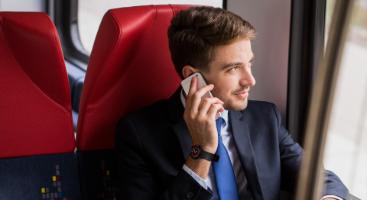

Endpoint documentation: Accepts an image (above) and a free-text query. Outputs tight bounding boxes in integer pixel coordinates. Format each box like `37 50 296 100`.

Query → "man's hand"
183 75 224 154
183 75 224 179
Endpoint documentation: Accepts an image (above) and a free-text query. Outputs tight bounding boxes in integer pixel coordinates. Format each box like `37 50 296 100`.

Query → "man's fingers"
197 97 224 117
197 98 215 119
187 85 214 113
194 84 214 99
207 103 224 120
187 76 198 96
185 76 197 109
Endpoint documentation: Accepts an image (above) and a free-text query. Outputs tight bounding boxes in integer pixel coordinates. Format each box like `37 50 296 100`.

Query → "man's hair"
168 6 256 78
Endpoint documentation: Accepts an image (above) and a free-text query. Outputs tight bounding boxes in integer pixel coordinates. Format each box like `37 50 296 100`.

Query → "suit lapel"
166 88 192 159
172 120 192 159
230 110 264 199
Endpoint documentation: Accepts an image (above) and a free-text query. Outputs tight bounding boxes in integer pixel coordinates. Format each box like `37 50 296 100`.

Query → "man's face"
202 38 256 111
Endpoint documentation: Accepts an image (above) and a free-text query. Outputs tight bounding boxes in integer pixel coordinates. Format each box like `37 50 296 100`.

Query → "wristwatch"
190 145 219 162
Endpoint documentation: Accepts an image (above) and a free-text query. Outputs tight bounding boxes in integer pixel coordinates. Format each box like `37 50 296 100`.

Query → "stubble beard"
223 97 249 111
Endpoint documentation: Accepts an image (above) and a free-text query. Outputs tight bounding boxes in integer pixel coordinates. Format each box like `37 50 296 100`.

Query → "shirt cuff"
182 164 208 190
321 195 343 200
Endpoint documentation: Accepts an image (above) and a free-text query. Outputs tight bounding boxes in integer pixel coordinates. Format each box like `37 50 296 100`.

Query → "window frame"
295 0 355 199
47 0 89 70
287 0 327 145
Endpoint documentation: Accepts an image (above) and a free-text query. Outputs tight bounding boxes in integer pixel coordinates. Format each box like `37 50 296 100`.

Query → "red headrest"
0 12 75 158
77 5 191 151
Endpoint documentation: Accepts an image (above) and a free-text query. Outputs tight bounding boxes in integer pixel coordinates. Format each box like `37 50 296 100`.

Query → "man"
116 6 347 200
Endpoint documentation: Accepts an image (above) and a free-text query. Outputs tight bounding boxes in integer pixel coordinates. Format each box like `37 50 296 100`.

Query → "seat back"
0 12 80 200
76 5 190 199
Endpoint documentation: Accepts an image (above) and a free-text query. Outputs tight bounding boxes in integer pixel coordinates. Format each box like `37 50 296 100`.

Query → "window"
78 0 223 54
0 0 44 11
323 0 367 198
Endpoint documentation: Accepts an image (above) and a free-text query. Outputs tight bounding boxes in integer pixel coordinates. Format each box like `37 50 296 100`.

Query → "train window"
78 0 224 54
0 0 44 11
325 0 335 42
323 0 367 198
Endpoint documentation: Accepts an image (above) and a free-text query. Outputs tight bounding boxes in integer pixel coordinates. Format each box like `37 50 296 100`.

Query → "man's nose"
240 70 256 87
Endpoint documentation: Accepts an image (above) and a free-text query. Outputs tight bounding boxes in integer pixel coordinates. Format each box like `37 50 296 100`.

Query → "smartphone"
180 72 213 98
181 72 222 117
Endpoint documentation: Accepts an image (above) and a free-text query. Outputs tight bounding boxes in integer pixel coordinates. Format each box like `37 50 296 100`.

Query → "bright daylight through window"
78 0 223 55
324 0 367 199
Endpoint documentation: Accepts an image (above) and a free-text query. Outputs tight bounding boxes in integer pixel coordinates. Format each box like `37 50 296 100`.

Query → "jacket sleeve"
272 104 348 199
115 118 212 200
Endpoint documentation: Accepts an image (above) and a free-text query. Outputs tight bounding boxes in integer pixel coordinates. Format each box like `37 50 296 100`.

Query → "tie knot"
216 117 224 126
216 117 225 136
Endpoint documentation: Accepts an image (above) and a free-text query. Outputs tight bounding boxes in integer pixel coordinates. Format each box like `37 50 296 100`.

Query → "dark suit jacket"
115 89 348 200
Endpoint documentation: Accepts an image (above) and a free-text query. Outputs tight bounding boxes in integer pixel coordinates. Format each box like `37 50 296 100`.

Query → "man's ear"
182 65 199 79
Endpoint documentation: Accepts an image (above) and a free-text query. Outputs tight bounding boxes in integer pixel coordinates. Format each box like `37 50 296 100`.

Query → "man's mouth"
234 89 250 99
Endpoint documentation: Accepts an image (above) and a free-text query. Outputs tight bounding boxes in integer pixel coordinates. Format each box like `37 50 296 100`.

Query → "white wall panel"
227 0 291 117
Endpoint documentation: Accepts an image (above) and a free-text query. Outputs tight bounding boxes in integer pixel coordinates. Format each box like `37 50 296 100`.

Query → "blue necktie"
213 117 239 200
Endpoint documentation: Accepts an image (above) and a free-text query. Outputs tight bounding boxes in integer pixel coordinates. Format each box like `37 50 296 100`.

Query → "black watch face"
191 145 201 159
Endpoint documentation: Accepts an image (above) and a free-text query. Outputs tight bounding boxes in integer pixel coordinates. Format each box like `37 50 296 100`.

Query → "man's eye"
228 66 239 72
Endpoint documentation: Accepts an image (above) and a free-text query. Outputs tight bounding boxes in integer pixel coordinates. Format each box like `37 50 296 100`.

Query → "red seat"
0 12 75 158
0 12 80 200
77 5 191 151
76 5 191 199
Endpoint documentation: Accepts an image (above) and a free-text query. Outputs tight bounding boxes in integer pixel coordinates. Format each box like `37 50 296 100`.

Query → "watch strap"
190 145 219 162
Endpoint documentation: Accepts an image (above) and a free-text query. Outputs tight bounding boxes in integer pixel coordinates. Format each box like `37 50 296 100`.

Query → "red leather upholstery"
77 5 191 151
0 12 75 158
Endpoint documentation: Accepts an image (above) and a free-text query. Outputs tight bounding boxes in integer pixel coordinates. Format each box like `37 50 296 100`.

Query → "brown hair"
168 6 256 78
